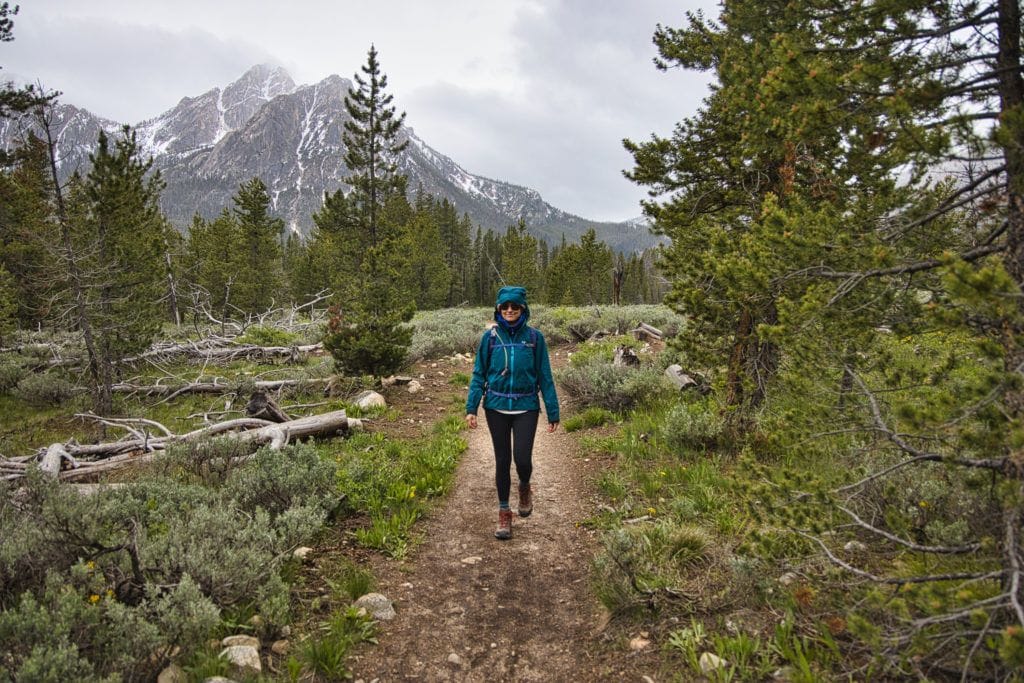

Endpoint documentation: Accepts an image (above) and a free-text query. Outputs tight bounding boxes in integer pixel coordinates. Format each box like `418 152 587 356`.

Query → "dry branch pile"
1 408 361 484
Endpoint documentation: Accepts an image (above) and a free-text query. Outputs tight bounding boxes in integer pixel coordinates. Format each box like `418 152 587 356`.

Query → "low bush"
535 304 685 344
335 416 465 558
0 358 26 393
559 361 667 412
0 442 341 679
662 398 726 453
14 371 75 407
564 407 616 432
408 308 490 361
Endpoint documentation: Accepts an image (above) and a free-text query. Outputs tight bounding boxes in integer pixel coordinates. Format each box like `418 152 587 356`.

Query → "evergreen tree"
78 126 169 412
324 45 413 376
0 262 16 344
0 134 54 325
575 229 613 305
407 200 450 309
628 1 1024 674
184 211 240 325
231 177 284 314
500 219 542 296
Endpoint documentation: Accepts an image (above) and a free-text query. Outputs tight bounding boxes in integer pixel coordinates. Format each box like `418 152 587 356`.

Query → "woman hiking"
465 286 560 540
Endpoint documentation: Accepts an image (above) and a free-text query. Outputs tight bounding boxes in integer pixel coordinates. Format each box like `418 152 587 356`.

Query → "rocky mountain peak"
0 64 659 253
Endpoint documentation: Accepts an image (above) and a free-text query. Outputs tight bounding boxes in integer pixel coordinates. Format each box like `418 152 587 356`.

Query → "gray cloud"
2 0 715 223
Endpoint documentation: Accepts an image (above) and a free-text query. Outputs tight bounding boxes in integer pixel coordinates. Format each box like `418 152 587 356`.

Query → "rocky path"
348 407 613 682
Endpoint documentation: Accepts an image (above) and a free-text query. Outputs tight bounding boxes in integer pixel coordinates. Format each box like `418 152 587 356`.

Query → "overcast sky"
1 0 718 222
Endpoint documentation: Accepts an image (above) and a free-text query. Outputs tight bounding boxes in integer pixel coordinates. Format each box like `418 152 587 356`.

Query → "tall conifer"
324 45 414 376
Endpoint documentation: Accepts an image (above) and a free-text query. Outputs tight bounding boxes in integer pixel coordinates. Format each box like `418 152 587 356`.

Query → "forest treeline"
0 131 665 340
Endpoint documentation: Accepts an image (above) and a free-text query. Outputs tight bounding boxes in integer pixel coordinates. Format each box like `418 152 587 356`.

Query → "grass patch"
563 407 616 432
334 415 467 558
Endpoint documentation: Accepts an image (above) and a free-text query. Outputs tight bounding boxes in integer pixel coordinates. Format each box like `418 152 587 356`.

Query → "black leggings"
484 409 539 505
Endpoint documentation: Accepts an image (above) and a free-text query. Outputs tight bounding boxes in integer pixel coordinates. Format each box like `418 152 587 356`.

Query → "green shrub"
300 607 377 680
14 371 75 407
0 443 341 677
409 308 490 361
663 399 726 453
0 570 218 682
0 358 26 393
559 362 667 412
535 305 685 344
568 335 641 367
564 407 615 432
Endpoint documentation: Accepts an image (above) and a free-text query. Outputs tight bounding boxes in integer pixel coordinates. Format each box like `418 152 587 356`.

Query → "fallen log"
111 377 331 399
246 390 291 423
12 409 362 483
613 346 640 367
632 322 664 342
664 364 709 394
124 341 324 364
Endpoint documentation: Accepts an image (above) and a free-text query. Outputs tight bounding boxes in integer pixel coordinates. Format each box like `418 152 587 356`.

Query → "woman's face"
499 302 523 323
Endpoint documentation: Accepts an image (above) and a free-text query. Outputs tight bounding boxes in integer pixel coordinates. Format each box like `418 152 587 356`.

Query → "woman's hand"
465 414 478 429
547 421 559 433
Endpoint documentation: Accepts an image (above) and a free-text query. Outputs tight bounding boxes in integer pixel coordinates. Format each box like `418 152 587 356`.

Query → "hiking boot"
494 509 513 540
518 484 533 518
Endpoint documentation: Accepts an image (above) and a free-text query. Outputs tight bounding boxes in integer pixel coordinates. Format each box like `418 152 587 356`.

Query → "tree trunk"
39 105 106 415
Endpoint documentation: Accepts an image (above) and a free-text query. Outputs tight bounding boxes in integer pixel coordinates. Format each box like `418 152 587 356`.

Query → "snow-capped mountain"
0 64 659 252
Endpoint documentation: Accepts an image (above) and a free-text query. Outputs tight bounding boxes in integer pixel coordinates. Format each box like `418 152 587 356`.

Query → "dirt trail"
348 406 614 682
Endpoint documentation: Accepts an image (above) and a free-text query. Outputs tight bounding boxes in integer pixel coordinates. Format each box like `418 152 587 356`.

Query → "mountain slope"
0 64 659 252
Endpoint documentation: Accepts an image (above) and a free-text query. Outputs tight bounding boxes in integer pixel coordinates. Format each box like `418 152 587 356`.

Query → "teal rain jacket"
465 286 560 423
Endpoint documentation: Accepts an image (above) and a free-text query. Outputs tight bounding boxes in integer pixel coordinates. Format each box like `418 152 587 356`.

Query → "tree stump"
245 390 291 423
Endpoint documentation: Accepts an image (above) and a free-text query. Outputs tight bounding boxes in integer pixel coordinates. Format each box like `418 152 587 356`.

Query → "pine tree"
500 219 542 296
407 199 450 309
324 45 414 376
0 262 16 344
229 177 284 314
184 210 240 325
0 134 55 325
628 1 1024 674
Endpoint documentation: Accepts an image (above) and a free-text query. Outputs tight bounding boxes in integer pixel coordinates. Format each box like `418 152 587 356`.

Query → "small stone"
778 572 799 586
271 640 290 656
353 593 396 621
642 677 656 683
279 625 291 637
222 635 260 649
430 362 438 368
401 582 414 589
629 636 650 651
292 546 313 560
446 653 463 668
157 664 187 683
407 380 423 394
844 540 867 553
220 644 261 675
354 390 387 409
461 556 483 565
491 642 497 649
699 652 727 673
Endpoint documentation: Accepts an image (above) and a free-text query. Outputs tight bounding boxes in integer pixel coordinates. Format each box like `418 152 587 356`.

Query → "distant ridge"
0 64 660 252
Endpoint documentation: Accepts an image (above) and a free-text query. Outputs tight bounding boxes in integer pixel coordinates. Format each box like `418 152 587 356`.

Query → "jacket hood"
493 286 530 328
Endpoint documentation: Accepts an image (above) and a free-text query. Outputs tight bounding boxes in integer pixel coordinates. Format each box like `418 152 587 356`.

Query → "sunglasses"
498 303 522 312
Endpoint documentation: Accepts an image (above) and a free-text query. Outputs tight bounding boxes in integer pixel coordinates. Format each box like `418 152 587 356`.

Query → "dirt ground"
343 352 666 682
